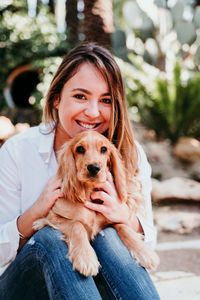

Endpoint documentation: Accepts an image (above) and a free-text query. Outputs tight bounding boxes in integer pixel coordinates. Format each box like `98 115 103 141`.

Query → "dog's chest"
52 198 107 240
84 211 107 240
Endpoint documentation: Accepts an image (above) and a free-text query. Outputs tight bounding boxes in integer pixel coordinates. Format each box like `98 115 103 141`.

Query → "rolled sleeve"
0 217 20 269
135 141 157 249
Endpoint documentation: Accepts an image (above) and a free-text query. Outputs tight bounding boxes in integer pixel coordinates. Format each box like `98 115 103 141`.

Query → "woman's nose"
85 101 100 118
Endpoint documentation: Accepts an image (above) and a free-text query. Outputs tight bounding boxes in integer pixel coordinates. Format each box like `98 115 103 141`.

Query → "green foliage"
113 1 200 142
31 56 63 110
0 1 70 111
123 59 200 142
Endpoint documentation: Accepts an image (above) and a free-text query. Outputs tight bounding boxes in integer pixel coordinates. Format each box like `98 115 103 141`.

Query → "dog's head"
57 131 127 203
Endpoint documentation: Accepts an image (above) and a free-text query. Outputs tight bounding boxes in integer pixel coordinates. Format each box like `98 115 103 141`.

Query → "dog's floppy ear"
109 144 127 202
57 141 86 203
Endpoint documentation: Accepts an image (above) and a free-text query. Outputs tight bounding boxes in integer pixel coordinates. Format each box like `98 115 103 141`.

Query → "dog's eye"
101 146 107 154
76 146 85 154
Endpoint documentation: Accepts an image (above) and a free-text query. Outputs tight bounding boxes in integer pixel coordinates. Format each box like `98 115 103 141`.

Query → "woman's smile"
76 120 101 129
54 62 112 146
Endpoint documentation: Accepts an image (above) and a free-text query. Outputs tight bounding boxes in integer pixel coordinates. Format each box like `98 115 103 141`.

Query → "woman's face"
54 62 112 140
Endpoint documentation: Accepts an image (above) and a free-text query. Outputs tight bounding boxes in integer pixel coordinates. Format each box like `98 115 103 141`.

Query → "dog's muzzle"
87 164 101 176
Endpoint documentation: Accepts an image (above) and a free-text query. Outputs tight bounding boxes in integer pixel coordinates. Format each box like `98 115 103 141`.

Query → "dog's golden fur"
33 131 159 276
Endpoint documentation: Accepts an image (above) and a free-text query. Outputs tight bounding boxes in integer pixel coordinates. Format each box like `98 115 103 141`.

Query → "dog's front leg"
114 224 160 270
61 221 100 277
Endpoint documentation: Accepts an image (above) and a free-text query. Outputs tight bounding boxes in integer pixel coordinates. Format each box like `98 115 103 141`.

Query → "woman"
0 43 160 299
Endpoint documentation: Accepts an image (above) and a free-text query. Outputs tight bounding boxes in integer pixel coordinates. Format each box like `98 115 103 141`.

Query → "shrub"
118 56 200 143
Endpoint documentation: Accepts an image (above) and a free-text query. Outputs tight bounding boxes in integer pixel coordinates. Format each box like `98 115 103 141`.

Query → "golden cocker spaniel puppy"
33 131 159 276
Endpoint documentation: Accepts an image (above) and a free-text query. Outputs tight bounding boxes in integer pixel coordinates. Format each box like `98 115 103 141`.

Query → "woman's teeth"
78 121 98 129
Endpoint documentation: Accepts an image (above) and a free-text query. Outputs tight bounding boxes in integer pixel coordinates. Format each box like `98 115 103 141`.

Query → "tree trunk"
83 0 114 49
48 0 55 14
66 0 79 45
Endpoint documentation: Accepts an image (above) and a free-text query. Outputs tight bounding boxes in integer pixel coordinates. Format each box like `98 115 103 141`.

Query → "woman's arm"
17 175 63 242
0 143 21 271
0 141 63 272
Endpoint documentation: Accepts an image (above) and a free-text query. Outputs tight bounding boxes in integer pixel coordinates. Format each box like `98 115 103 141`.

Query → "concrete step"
151 238 200 299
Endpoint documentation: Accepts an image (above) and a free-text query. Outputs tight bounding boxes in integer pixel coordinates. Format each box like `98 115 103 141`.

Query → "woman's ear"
110 144 127 202
54 94 60 109
57 141 86 203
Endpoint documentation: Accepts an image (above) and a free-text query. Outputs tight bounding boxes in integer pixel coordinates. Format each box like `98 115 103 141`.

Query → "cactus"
113 0 200 71
175 21 196 45
194 6 200 28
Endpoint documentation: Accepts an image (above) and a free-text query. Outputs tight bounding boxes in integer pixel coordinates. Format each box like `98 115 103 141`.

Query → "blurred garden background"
0 1 200 298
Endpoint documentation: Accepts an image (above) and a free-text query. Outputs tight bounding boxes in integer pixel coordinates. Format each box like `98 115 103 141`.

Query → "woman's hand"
84 172 131 224
17 175 63 242
32 175 63 218
84 172 144 234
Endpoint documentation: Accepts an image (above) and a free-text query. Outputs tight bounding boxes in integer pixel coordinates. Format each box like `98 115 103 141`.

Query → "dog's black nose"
87 164 101 176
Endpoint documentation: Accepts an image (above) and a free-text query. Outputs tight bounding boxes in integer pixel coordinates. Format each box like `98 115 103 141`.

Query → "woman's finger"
90 191 111 205
48 176 62 190
46 189 63 206
106 171 114 186
55 188 64 198
84 201 107 214
93 181 112 195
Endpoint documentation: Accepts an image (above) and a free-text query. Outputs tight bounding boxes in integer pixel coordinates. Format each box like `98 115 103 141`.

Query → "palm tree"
83 0 114 48
66 0 79 45
52 0 114 48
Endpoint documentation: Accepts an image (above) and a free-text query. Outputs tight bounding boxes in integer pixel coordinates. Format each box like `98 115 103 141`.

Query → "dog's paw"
68 247 100 277
131 247 160 271
32 218 46 231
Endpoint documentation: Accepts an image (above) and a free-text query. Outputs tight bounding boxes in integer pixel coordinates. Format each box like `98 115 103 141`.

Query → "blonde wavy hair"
43 42 138 176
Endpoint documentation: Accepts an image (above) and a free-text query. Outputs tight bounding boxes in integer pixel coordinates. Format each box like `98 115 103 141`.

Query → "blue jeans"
0 226 160 300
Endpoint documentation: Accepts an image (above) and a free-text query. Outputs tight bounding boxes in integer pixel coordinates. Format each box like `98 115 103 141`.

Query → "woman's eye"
101 146 107 153
74 94 86 100
76 146 85 154
101 98 111 104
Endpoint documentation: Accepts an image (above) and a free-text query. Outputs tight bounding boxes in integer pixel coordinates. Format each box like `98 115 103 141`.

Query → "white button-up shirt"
0 124 157 276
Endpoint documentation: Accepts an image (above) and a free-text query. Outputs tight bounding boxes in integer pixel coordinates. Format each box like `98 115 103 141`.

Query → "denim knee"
23 226 68 264
92 226 160 300
92 226 133 264
30 227 64 249
0 227 103 300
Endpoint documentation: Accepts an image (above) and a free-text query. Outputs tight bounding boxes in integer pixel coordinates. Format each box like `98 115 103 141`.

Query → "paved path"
152 272 200 300
150 206 200 300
